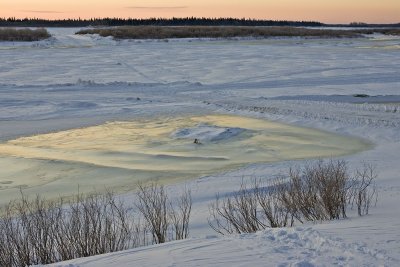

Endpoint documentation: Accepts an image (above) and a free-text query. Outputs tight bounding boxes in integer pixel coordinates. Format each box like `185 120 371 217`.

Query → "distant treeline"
0 17 325 27
334 22 400 28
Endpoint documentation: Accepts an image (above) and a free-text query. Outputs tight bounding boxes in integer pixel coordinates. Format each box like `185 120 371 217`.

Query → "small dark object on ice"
353 94 370 98
194 138 201 144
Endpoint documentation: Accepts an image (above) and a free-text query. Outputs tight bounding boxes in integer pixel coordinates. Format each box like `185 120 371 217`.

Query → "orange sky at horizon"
1 0 399 24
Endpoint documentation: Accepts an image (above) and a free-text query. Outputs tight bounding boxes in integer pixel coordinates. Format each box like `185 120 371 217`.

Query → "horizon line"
1 16 399 25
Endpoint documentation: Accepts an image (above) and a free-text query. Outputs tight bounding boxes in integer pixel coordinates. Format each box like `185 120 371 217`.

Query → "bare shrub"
208 180 295 235
255 180 295 228
0 28 50 41
57 192 136 258
136 183 192 243
0 194 63 267
209 160 378 235
136 184 169 244
0 183 193 266
283 160 350 221
76 26 400 40
170 188 192 240
208 183 264 235
76 26 363 40
350 164 378 216
0 190 159 266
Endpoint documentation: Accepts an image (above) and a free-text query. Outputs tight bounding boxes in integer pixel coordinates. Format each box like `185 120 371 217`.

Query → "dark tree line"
0 17 324 27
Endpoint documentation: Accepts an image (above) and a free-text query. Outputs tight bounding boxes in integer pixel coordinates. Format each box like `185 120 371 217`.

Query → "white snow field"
0 29 400 266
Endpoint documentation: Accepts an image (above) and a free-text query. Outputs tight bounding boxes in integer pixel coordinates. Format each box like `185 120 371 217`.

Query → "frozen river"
0 29 399 140
0 28 399 201
1 28 400 265
0 29 400 202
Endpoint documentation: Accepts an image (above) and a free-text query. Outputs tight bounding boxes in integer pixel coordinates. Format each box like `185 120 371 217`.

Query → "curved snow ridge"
15 32 117 49
172 124 246 142
44 227 394 267
0 80 203 89
217 101 400 129
154 154 229 161
58 101 98 109
266 94 400 104
117 36 322 44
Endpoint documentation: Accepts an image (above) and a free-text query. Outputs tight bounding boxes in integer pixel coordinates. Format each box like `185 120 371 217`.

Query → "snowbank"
45 227 394 267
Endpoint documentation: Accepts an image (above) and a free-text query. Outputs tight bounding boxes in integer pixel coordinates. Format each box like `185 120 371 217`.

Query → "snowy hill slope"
47 227 394 267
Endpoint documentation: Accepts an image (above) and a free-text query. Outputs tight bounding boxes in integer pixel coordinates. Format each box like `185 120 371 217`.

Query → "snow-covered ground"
1 29 399 266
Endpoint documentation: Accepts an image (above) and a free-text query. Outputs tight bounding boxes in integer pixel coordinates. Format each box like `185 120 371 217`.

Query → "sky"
1 0 399 24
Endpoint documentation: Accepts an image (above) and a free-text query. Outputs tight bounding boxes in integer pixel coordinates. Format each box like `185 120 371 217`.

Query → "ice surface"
0 115 370 205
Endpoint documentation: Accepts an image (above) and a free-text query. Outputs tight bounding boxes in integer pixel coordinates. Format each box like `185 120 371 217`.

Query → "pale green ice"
0 115 371 205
